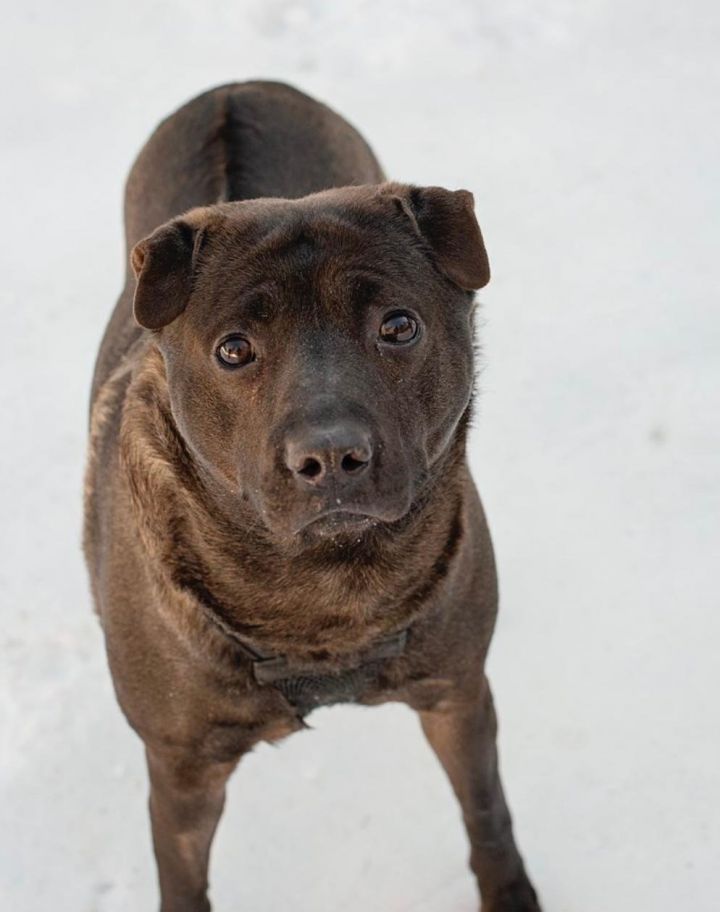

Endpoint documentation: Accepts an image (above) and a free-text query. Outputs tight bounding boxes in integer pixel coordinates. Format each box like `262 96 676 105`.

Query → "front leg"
418 676 541 912
146 744 239 912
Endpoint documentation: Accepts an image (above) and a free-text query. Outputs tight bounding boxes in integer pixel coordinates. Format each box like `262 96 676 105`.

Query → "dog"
84 80 541 912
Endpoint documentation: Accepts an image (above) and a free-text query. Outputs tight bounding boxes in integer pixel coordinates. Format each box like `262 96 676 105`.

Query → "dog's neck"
118 343 470 660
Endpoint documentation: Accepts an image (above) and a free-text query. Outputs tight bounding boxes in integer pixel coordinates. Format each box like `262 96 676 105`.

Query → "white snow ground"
1 1 719 910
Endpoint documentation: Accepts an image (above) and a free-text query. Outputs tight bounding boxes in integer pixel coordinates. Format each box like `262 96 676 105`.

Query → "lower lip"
301 510 376 536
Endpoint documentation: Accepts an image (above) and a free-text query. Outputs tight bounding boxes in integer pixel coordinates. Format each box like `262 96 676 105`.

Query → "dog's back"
92 81 383 400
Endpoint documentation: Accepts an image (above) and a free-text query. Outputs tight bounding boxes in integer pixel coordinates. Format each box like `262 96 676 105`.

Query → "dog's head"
131 183 489 544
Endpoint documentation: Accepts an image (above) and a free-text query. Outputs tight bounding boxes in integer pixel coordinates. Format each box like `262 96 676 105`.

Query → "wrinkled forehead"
186 195 435 330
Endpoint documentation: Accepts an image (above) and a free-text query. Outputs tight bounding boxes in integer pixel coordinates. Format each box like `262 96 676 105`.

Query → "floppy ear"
130 220 199 329
391 185 490 291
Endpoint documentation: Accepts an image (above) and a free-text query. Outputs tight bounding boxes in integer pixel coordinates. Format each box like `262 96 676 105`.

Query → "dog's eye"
379 311 420 345
216 335 255 367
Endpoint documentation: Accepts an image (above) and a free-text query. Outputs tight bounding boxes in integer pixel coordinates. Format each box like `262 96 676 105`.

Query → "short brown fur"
84 81 540 912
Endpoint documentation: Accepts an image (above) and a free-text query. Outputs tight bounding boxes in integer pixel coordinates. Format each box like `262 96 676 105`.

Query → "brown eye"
217 335 254 367
379 311 420 345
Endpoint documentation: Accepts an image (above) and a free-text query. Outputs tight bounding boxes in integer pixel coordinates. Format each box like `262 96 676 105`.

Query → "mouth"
262 482 415 543
295 507 380 539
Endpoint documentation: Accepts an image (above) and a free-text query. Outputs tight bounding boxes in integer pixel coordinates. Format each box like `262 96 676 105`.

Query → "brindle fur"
84 81 540 912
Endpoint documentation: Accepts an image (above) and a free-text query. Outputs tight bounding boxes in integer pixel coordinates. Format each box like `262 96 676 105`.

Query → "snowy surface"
1 1 719 910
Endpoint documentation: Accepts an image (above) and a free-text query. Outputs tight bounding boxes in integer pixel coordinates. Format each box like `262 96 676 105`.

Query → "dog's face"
131 184 489 544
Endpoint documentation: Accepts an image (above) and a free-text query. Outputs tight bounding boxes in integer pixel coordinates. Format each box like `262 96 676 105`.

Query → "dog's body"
84 81 540 912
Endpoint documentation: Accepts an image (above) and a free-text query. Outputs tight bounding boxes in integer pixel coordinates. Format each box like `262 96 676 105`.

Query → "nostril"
297 456 323 479
341 451 370 474
286 431 372 484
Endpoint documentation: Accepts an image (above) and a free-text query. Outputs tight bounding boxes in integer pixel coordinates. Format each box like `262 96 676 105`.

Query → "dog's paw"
481 877 542 912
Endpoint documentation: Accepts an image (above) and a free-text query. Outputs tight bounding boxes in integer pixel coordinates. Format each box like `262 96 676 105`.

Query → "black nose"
285 423 373 487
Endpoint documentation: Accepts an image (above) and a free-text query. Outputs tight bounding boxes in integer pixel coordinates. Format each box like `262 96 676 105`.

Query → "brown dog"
84 80 540 912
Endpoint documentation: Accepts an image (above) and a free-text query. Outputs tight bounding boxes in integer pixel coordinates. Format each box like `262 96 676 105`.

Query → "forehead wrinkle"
313 264 387 315
211 210 422 328
240 289 274 323
244 210 373 264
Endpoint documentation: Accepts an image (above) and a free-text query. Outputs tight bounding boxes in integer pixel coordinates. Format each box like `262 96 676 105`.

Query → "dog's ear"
389 185 490 291
131 220 202 330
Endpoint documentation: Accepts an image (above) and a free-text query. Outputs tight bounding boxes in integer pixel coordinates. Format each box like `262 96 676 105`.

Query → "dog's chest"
272 663 385 716
252 630 408 717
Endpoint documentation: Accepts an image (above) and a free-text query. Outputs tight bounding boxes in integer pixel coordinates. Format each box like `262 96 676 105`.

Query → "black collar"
186 576 409 712
252 628 408 685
